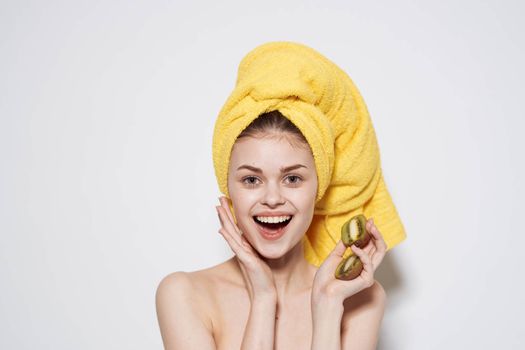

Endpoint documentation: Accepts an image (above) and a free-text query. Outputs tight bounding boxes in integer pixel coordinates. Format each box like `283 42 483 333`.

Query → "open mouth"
252 216 293 231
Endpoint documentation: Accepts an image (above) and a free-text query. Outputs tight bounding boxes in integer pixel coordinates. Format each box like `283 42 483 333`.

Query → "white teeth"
255 216 291 223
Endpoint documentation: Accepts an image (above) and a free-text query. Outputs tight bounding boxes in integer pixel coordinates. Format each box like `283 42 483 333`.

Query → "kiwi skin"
341 214 371 249
334 214 370 281
334 255 363 280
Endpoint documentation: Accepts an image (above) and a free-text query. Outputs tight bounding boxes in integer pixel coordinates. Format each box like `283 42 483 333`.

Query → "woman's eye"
242 175 303 187
242 176 260 186
286 175 302 185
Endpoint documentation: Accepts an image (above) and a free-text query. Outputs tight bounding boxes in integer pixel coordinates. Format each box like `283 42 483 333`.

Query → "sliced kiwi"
341 214 370 248
334 255 363 280
334 214 370 281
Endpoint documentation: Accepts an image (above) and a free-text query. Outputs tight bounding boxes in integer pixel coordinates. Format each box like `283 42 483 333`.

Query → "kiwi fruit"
341 214 370 248
334 214 370 281
335 255 363 280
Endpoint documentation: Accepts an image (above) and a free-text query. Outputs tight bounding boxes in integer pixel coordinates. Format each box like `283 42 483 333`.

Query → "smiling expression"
227 133 318 258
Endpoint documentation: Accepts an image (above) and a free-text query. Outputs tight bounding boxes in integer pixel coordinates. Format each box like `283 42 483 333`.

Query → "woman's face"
227 134 318 259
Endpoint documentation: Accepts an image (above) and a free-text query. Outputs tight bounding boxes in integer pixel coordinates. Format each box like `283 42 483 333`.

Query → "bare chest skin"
192 259 315 350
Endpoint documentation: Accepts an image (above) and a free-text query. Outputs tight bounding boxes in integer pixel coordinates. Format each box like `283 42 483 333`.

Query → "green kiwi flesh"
334 255 363 280
341 214 370 248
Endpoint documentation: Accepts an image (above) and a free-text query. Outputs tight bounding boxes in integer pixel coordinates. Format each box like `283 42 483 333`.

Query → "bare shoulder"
155 260 240 324
155 261 237 349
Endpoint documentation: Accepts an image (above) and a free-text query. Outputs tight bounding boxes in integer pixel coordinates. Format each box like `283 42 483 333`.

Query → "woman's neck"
263 241 317 302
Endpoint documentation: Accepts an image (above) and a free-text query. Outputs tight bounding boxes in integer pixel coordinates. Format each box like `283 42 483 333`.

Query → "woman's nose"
262 183 285 206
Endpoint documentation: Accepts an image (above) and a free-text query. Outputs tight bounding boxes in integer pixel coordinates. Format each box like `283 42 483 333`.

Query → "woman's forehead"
232 137 311 158
230 137 314 169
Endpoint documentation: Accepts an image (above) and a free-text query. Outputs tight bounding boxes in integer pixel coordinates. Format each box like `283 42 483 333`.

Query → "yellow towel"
212 41 406 267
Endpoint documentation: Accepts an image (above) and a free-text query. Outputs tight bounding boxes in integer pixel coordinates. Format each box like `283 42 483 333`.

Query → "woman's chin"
251 241 291 259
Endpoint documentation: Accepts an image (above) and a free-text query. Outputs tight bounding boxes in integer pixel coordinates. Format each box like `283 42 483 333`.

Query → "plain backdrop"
1 0 524 349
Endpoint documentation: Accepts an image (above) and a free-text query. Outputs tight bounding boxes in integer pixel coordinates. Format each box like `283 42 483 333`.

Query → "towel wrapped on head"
212 41 406 267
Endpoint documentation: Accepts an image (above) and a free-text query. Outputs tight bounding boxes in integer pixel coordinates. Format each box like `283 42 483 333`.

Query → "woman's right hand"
216 196 277 301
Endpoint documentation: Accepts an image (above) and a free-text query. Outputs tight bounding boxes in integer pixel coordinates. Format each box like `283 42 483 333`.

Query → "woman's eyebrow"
236 164 307 173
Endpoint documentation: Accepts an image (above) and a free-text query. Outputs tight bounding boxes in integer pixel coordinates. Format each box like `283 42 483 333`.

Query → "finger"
369 221 387 253
330 239 347 259
218 198 259 257
220 228 263 278
319 240 347 271
368 245 377 258
371 252 385 273
218 227 242 254
369 232 386 271
219 227 250 260
216 206 243 246
216 205 257 256
351 244 374 276
239 232 258 255
218 197 245 241
366 218 373 233
365 220 386 271
368 244 384 273
219 196 240 232
362 240 374 255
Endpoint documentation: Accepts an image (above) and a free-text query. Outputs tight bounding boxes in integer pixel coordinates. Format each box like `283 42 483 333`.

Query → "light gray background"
1 0 524 349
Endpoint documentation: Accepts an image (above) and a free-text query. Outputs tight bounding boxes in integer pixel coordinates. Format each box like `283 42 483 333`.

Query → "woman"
156 42 406 350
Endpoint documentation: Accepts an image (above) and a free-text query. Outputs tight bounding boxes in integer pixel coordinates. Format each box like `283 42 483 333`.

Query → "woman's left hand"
311 218 388 305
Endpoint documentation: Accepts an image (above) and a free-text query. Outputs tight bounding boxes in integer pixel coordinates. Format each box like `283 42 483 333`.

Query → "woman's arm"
310 280 386 350
216 197 278 349
155 272 216 349
310 218 389 350
311 296 345 350
241 292 278 350
340 281 386 350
